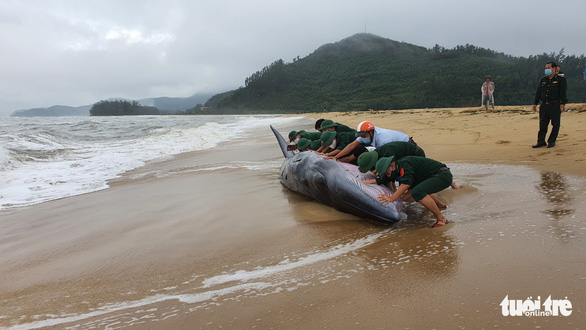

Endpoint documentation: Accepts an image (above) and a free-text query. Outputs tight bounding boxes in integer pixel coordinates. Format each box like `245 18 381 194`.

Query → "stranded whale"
271 125 402 223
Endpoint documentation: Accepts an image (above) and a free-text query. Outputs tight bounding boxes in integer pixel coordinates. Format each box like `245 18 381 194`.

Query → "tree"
90 100 160 116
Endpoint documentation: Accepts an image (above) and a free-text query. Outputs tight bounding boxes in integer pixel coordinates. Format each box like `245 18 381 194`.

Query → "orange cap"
356 121 374 133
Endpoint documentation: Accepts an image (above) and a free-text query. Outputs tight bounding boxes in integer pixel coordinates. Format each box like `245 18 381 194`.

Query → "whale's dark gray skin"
271 125 402 223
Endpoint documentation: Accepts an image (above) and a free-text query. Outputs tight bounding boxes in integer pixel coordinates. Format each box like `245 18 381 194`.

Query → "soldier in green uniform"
319 119 356 134
316 120 358 154
375 156 453 228
288 130 322 151
317 130 356 161
357 142 425 173
296 138 320 152
358 142 460 189
531 61 568 148
289 130 321 143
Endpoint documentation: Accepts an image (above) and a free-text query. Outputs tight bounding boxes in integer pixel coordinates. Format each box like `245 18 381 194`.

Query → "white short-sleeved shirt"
356 127 409 148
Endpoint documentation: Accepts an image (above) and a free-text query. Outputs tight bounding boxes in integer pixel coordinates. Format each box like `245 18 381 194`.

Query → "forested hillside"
90 100 159 116
205 33 586 113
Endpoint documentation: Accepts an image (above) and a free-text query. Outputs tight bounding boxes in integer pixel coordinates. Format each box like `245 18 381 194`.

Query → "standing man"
481 75 495 111
532 62 568 148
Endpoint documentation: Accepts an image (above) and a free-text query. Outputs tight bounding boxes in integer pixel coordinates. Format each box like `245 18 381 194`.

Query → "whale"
271 125 402 223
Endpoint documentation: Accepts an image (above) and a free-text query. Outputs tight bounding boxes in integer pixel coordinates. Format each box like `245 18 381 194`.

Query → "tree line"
203 33 586 113
90 100 160 116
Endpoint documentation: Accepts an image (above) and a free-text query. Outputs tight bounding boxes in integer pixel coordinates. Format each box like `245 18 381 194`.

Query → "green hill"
205 33 586 113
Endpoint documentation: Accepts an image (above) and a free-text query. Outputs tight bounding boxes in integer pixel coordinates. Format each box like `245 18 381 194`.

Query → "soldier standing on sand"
531 61 567 149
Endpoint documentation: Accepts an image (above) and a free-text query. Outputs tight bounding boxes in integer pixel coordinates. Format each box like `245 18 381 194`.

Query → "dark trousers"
537 101 561 144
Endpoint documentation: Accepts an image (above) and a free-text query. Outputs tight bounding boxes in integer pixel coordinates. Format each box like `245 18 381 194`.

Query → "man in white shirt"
481 75 495 111
330 121 411 161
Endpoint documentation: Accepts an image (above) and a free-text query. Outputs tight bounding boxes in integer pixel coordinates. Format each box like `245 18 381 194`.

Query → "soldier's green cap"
310 139 321 150
357 151 379 173
319 119 338 130
297 138 311 150
320 131 336 146
288 130 306 141
375 156 395 178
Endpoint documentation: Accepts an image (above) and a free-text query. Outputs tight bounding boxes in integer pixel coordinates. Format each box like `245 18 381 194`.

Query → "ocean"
0 115 304 210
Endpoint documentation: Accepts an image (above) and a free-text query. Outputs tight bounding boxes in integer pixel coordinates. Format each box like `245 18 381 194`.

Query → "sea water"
0 115 303 210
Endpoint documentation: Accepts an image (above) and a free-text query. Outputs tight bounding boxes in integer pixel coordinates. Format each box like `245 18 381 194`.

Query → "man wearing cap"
315 119 355 153
375 156 453 228
357 142 426 184
481 75 495 111
318 131 361 163
288 130 322 151
332 121 410 161
319 119 355 134
289 130 321 143
532 61 567 149
296 138 320 152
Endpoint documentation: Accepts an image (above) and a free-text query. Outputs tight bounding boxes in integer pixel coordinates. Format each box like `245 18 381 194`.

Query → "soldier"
289 130 321 143
319 119 355 134
315 119 355 153
296 138 320 152
318 131 362 163
357 141 426 174
375 156 453 228
531 61 568 148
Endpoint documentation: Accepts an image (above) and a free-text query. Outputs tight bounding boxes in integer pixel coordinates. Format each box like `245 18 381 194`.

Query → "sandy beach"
1 106 585 329
317 104 586 177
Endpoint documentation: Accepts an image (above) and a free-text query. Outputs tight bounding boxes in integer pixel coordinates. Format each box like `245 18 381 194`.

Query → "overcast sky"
1 0 585 116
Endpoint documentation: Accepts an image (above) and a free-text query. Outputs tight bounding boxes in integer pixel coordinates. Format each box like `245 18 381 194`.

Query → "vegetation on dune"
200 33 586 114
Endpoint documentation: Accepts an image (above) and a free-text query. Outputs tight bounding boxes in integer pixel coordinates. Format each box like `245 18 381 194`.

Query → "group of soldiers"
288 119 458 228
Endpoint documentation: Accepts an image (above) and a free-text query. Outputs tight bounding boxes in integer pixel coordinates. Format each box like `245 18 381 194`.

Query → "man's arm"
334 140 360 160
324 149 341 159
560 77 568 112
315 146 327 154
533 79 542 111
378 184 411 204
534 80 542 104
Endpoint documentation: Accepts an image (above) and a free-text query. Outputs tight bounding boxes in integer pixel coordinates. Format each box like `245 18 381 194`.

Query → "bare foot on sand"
432 218 450 228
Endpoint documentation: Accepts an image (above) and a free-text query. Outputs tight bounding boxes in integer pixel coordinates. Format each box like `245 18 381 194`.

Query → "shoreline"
0 112 584 328
302 103 586 177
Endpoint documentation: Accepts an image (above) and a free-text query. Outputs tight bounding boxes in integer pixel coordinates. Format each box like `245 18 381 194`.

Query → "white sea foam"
0 115 303 210
7 228 389 329
202 228 393 287
8 282 274 329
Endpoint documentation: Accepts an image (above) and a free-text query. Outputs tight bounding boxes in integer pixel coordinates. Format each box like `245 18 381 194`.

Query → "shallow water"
0 120 584 329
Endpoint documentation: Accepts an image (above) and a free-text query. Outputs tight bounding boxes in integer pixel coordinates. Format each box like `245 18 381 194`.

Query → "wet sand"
1 110 585 329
